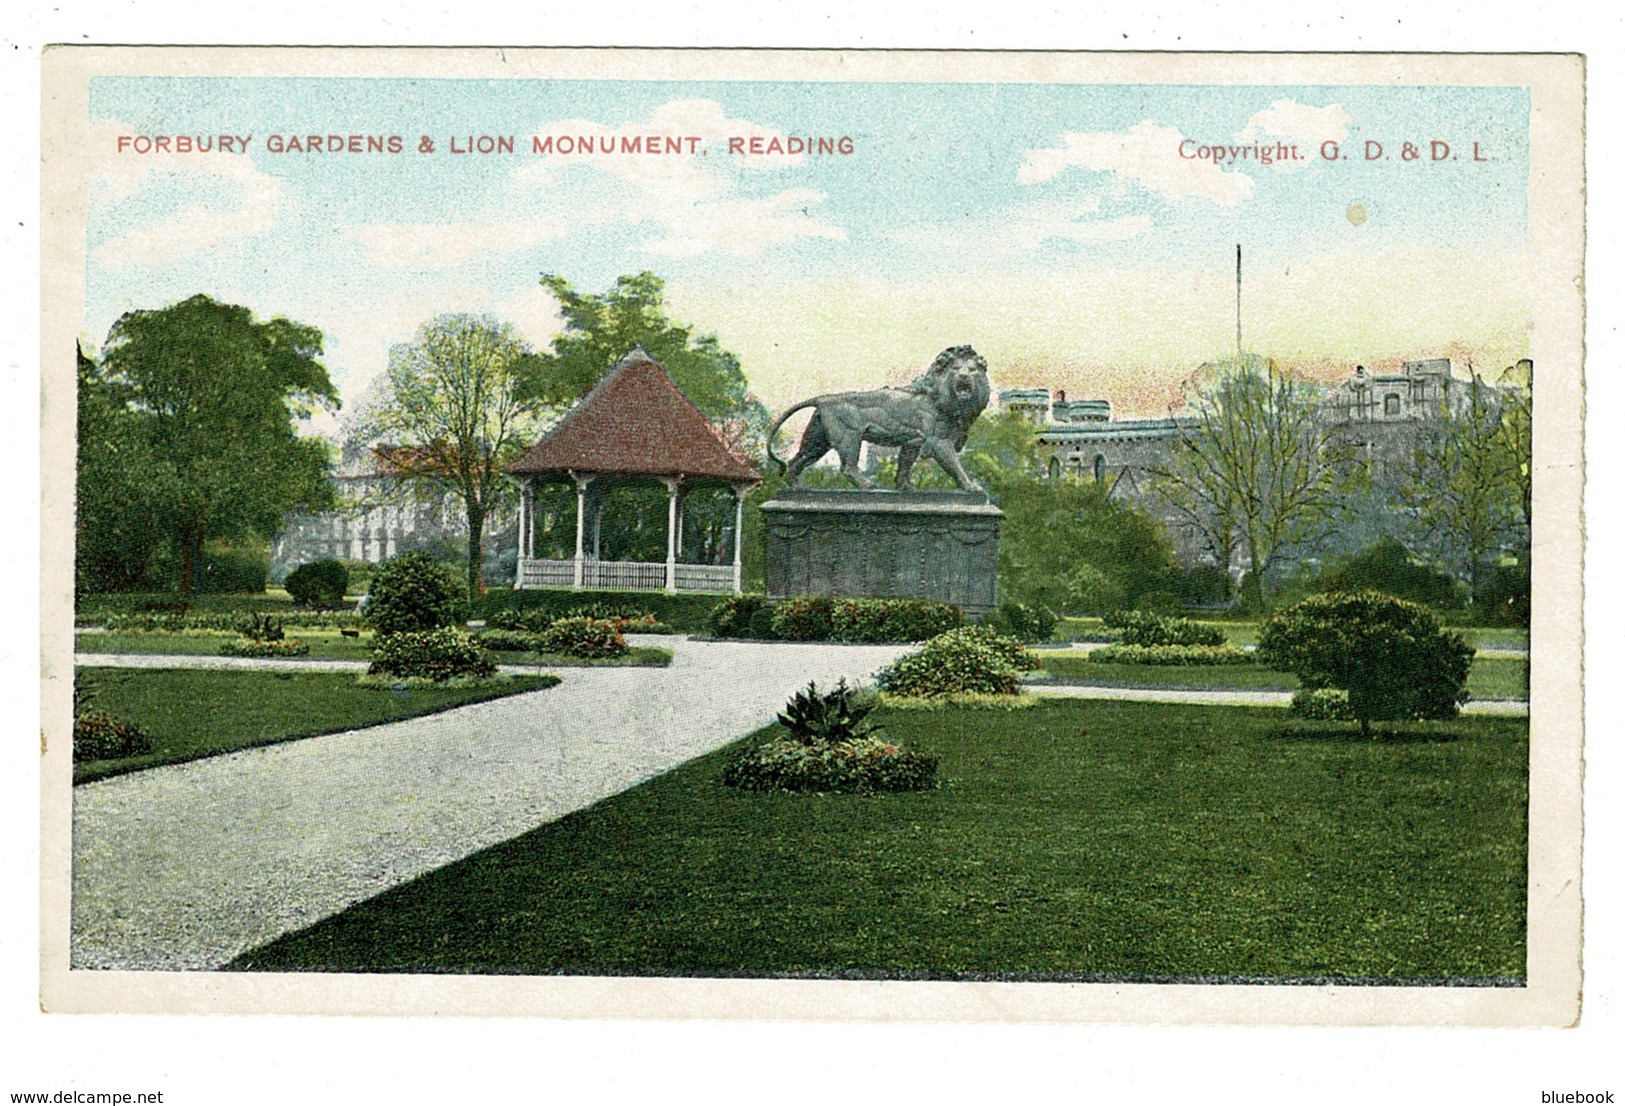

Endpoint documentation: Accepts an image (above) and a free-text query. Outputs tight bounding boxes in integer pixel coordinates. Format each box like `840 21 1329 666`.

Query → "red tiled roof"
507 348 761 484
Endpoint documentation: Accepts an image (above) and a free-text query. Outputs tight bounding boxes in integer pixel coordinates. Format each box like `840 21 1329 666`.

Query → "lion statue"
766 345 991 491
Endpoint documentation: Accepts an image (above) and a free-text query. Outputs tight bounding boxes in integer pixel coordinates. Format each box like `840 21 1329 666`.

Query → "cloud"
517 99 847 258
888 198 1152 259
1018 121 1254 206
89 121 283 267
347 218 573 268
1239 98 1351 146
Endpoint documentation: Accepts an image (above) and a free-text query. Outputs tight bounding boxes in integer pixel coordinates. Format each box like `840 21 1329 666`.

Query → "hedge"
476 587 721 633
1087 643 1255 666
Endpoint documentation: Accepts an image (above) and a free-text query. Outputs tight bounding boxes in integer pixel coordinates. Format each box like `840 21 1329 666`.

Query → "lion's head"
909 344 991 430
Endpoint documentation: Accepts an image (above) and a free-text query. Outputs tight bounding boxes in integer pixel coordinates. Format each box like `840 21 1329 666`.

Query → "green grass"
487 646 674 668
76 630 379 661
1036 654 1528 699
73 667 560 784
231 699 1528 981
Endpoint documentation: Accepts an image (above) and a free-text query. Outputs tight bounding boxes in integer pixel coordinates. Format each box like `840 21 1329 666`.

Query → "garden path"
69 637 906 971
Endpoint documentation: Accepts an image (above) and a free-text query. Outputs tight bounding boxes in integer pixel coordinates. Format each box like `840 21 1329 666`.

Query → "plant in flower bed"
722 679 938 794
284 558 350 609
1087 643 1253 666
72 685 151 762
539 616 629 659
475 628 550 653
220 637 311 658
831 597 963 643
979 601 1059 643
875 625 1038 698
368 626 496 682
1104 609 1226 648
770 595 836 641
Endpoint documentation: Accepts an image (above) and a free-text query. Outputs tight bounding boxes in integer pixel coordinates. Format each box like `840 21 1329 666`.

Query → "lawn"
232 699 1528 982
73 667 560 783
1036 653 1528 699
1052 617 1527 652
486 645 673 668
76 630 378 661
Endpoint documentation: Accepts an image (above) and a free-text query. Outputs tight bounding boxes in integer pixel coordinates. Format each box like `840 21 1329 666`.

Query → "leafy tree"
96 295 339 594
1496 359 1533 550
1396 372 1519 604
75 342 164 592
1315 537 1465 610
1151 358 1364 612
1256 591 1473 737
369 314 543 596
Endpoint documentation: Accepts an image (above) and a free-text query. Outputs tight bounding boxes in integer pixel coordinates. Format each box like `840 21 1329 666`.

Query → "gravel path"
71 638 905 971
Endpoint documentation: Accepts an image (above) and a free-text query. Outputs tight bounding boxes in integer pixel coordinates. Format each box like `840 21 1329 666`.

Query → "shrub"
1318 538 1466 610
475 628 550 653
220 638 311 658
236 613 285 642
285 559 350 609
1289 688 1356 721
722 736 938 793
539 616 629 659
770 596 836 642
747 603 780 640
1087 643 1254 666
830 597 964 643
709 594 769 638
365 551 468 636
73 710 152 762
776 679 880 744
1104 610 1226 648
477 587 718 633
875 625 1038 698
1256 591 1473 736
199 549 269 594
487 607 557 634
369 626 496 681
980 600 1058 643
1064 562 1127 614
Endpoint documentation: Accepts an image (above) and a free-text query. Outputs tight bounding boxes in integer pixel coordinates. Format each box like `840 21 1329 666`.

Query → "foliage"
285 559 351 609
1397 373 1523 604
237 613 285 642
220 637 311 658
75 344 166 593
748 603 780 639
93 295 339 595
775 679 881 745
368 626 497 681
1150 358 1365 611
1256 591 1473 735
95 608 364 633
879 692 1041 711
1311 538 1465 609
475 588 715 633
1087 643 1254 666
1477 561 1531 629
364 314 544 597
475 628 551 653
1496 361 1533 548
709 594 770 638
830 597 964 643
721 736 939 794
538 616 629 659
875 626 1038 698
1104 610 1226 647
770 596 837 642
198 546 270 594
366 551 469 635
1064 562 1128 615
1289 688 1356 721
73 710 153 762
979 601 1058 643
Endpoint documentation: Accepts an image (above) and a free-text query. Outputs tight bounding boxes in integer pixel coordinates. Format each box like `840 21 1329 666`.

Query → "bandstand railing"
516 557 739 594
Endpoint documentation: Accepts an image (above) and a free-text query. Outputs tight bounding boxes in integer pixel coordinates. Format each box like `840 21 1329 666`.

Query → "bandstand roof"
507 347 761 484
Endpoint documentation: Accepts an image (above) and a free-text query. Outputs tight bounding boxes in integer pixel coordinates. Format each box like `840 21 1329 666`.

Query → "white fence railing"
517 558 738 593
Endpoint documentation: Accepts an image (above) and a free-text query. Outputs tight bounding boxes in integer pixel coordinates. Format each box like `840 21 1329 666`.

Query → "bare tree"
368 314 543 595
1150 359 1363 611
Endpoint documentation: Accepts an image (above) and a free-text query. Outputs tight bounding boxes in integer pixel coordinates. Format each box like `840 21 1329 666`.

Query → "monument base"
761 487 1003 615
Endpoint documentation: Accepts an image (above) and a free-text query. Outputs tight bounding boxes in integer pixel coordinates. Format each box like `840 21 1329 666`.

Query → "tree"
369 314 543 596
1397 371 1519 604
1150 358 1364 612
75 342 164 593
1496 359 1533 550
1256 591 1473 737
97 295 339 594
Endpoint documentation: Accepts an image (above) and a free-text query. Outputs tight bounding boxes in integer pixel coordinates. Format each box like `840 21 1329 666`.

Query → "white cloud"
1019 121 1254 206
347 218 573 268
518 99 847 258
89 121 283 267
888 198 1152 259
1237 99 1352 171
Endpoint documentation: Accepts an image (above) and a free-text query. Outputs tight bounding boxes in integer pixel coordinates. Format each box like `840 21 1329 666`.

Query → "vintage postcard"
40 48 1583 1024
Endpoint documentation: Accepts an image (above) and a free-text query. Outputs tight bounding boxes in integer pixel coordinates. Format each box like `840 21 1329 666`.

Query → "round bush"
74 711 152 762
1256 590 1472 734
875 625 1038 698
722 736 938 794
365 551 468 635
368 626 496 681
285 559 350 609
1104 610 1225 648
539 616 628 659
709 594 768 638
981 601 1058 643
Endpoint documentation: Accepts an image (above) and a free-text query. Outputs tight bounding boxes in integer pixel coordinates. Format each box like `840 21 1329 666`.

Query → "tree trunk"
465 504 485 598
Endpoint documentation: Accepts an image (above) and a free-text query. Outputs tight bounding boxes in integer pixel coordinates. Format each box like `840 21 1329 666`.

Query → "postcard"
40 47 1584 1024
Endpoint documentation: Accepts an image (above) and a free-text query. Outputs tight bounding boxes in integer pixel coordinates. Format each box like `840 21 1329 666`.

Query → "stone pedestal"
762 488 1003 614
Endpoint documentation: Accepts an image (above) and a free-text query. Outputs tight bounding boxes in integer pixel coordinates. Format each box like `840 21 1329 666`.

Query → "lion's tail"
764 399 817 475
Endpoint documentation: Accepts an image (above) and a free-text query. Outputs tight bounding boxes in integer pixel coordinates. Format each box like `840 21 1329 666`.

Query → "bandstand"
506 347 761 594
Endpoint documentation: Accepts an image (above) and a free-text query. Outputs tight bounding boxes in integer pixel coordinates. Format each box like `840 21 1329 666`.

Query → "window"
1385 393 1401 417
1047 456 1061 479
1411 379 1427 402
1093 454 1106 483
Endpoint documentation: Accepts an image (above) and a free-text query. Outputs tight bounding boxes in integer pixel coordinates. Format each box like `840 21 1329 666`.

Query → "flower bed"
1087 643 1254 666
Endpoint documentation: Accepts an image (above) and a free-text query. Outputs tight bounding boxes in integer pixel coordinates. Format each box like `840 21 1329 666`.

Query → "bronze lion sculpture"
766 345 991 491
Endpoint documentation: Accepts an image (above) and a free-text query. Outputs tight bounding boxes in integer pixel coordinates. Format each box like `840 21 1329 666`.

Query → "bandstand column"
573 473 588 590
732 484 746 593
664 476 681 593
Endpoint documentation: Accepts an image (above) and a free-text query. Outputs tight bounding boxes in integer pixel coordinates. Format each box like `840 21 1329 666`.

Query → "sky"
81 76 1533 429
